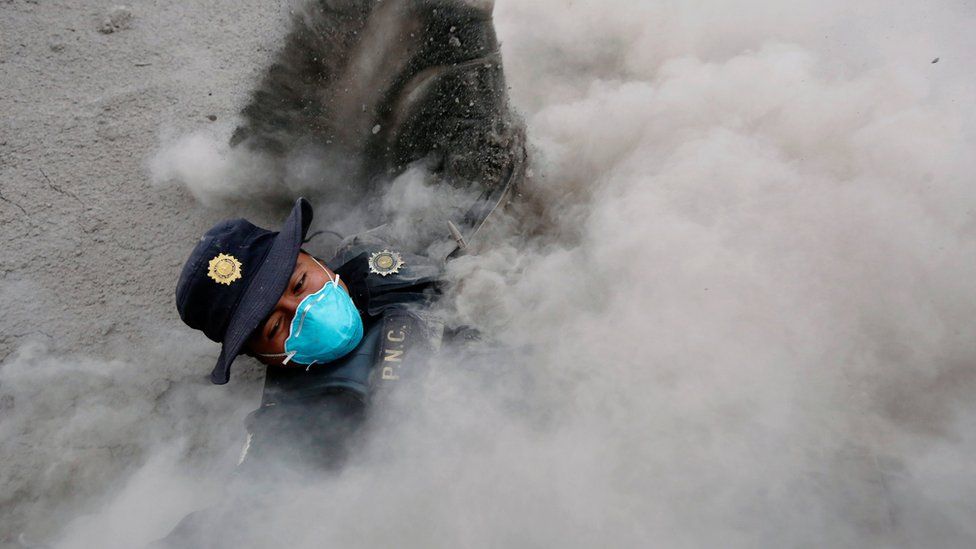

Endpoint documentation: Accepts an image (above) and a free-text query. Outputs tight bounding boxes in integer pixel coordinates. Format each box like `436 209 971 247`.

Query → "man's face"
246 252 348 365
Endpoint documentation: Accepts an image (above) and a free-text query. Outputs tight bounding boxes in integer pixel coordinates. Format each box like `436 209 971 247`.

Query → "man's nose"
278 293 304 316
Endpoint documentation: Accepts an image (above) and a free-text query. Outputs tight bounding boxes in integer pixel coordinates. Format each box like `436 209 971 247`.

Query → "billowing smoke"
4 0 976 547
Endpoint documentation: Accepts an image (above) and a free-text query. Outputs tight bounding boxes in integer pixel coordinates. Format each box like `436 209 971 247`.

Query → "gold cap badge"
368 250 404 276
208 253 243 285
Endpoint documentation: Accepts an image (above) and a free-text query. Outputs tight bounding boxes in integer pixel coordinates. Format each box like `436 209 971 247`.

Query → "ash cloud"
4 0 976 547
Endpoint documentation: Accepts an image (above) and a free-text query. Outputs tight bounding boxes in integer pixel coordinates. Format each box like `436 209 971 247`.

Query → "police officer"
175 197 443 469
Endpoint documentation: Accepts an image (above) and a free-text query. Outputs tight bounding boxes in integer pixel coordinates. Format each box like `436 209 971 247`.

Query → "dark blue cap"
176 198 313 384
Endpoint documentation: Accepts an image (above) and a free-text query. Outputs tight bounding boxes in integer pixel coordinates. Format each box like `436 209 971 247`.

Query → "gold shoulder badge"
368 250 404 277
208 253 243 285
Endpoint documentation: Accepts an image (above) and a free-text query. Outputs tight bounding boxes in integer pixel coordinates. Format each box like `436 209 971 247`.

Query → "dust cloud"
4 0 976 547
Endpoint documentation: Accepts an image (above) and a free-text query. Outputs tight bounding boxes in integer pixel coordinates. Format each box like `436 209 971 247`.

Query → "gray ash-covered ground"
1 1 286 542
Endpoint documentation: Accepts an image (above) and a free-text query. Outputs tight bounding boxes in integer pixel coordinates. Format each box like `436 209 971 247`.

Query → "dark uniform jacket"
240 241 443 469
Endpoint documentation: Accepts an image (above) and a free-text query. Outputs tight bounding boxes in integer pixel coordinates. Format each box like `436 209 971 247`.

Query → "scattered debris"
134 62 152 67
207 115 217 121
0 190 27 215
98 6 132 34
40 168 83 205
932 57 940 64
372 124 381 134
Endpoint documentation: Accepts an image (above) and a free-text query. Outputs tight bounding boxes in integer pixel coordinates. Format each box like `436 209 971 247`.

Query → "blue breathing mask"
261 257 364 367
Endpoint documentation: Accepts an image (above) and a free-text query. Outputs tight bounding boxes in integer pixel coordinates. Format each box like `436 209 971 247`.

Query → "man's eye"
268 318 281 339
293 273 306 293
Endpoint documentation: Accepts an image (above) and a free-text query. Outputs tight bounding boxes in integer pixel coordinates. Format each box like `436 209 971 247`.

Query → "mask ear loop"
255 350 298 365
309 256 341 288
